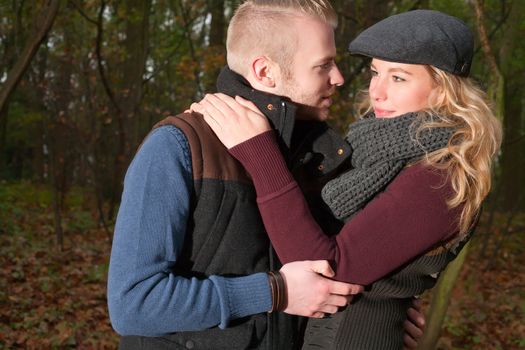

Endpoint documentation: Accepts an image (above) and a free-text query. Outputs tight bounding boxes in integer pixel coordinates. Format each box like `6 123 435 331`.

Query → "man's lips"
322 96 333 106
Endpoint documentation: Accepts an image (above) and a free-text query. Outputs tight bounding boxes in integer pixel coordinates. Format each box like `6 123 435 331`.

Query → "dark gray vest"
119 114 299 350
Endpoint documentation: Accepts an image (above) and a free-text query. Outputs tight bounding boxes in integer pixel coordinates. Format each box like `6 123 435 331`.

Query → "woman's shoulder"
402 161 450 183
390 162 454 201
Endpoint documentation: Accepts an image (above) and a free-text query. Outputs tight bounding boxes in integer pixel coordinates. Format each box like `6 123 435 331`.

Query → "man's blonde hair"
227 0 337 77
357 68 502 236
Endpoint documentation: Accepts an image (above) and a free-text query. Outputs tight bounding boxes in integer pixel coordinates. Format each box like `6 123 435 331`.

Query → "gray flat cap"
348 10 474 76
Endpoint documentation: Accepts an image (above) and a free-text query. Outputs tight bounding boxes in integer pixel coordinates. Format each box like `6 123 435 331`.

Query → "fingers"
189 102 205 114
201 94 235 120
404 301 425 350
305 260 364 296
407 306 425 329
411 297 423 311
328 280 363 296
235 95 263 115
348 283 364 295
402 332 418 349
403 319 423 340
325 293 350 308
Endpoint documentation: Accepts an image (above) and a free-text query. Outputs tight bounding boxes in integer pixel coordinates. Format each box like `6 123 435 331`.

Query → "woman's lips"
373 107 394 117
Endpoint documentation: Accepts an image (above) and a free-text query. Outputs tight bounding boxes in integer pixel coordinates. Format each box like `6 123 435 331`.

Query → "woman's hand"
190 93 271 149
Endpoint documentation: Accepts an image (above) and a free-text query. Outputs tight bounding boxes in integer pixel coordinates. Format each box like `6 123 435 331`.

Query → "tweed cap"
348 10 474 77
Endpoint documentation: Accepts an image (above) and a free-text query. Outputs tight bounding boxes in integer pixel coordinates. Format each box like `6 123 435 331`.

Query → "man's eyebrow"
313 56 335 65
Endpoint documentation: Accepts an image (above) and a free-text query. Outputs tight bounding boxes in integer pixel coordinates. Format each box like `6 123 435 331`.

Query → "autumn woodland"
0 0 523 349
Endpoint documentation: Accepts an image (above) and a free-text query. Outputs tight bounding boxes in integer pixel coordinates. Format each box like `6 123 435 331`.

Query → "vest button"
267 103 274 110
318 164 324 171
185 340 195 349
337 148 344 155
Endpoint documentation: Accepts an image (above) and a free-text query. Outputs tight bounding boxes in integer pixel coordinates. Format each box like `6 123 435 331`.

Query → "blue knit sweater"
107 125 272 336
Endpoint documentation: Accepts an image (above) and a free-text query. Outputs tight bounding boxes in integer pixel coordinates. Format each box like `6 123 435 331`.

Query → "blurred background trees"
0 0 523 348
1 0 523 225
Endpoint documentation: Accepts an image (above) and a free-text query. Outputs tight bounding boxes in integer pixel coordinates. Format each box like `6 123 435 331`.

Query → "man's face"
275 16 344 121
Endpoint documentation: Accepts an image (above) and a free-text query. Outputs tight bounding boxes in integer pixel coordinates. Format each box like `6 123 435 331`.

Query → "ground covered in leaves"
0 181 524 349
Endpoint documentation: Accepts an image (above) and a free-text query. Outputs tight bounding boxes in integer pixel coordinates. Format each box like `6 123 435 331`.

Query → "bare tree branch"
94 0 121 114
0 0 60 117
69 0 98 25
472 0 500 78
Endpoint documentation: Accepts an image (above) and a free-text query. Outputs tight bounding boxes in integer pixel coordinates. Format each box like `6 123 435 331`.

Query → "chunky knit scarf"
322 112 454 221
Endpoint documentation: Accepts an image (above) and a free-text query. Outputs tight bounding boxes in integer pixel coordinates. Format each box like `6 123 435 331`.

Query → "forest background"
0 0 523 349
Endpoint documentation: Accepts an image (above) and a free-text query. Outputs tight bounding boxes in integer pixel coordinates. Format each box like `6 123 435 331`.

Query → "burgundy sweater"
230 131 461 285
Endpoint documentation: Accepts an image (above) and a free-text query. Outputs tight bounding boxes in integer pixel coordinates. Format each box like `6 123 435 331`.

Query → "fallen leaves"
0 184 118 349
0 183 523 349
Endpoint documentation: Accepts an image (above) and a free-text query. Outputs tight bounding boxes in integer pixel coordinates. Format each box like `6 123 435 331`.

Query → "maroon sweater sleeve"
230 131 460 285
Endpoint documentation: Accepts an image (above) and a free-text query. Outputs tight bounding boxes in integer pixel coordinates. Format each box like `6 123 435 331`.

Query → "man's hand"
279 260 363 318
402 297 426 349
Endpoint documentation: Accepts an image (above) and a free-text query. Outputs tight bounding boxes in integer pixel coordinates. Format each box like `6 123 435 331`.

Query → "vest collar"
217 66 297 149
216 66 351 176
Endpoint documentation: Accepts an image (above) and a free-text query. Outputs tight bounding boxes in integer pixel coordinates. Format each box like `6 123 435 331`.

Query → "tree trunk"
0 105 7 173
416 243 471 350
0 0 60 116
203 0 225 92
52 179 64 251
498 1 525 211
108 0 152 220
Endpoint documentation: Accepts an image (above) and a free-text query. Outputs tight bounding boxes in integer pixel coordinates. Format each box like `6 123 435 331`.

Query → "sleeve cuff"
211 273 272 329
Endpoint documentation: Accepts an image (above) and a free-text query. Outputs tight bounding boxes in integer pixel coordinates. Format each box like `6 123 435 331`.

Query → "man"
108 1 423 349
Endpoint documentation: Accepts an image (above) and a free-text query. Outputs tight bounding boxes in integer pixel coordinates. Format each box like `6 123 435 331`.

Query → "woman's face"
368 58 437 118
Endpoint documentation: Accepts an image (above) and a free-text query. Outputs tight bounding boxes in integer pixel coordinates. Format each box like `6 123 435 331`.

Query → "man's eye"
319 62 333 70
370 69 378 77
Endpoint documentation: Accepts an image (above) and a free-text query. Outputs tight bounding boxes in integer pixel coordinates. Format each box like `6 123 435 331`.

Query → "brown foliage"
420 212 525 349
0 207 118 349
0 190 523 348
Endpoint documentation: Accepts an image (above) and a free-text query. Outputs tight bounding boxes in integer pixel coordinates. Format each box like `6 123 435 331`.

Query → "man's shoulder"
151 113 251 183
153 113 209 135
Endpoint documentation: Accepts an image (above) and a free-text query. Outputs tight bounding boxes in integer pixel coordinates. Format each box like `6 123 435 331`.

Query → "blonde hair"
357 68 502 235
227 0 337 77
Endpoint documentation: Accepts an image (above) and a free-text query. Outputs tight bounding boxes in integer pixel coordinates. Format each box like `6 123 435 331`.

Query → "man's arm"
107 125 360 336
107 126 274 336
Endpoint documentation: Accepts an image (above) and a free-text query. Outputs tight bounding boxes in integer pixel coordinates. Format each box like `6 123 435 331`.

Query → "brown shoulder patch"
154 113 252 184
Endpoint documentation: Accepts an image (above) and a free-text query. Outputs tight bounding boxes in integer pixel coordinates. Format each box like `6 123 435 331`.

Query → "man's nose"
331 65 345 86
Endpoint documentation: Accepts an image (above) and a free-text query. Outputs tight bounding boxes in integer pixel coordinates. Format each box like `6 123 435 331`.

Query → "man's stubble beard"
277 75 328 121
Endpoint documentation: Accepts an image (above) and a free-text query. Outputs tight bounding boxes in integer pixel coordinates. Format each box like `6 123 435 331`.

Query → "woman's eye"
393 75 406 82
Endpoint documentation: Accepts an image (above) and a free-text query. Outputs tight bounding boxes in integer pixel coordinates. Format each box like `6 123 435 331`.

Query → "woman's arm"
193 94 460 285
230 131 460 284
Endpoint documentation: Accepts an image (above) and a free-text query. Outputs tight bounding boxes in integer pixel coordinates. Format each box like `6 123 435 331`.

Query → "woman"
193 10 502 349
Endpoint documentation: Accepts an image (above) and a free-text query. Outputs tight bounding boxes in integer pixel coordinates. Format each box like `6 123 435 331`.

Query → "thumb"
309 260 335 278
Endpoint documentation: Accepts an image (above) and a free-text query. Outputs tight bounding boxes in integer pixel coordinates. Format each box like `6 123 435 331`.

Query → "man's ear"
250 56 278 88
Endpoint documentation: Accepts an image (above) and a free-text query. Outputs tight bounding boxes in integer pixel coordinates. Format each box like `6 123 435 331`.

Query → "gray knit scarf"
322 112 454 221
